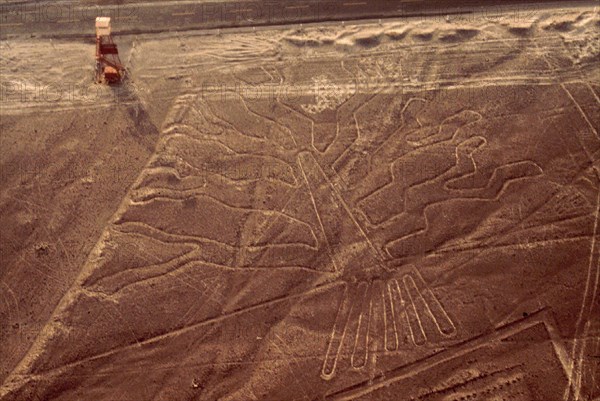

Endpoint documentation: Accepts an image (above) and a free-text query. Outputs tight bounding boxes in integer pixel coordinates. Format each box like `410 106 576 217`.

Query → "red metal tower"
95 17 125 84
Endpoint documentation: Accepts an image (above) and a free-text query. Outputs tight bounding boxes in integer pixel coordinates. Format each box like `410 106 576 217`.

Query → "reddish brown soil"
1 3 599 401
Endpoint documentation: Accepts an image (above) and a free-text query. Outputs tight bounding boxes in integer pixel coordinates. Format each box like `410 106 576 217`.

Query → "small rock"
34 242 50 257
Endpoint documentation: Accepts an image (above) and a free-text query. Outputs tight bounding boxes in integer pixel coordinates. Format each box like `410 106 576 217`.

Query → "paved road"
0 0 595 39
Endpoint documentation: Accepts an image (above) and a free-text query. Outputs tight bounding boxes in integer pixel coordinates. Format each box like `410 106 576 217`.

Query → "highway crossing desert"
0 1 599 400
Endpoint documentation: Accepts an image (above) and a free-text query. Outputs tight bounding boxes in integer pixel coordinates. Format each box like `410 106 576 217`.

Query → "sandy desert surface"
1 1 599 400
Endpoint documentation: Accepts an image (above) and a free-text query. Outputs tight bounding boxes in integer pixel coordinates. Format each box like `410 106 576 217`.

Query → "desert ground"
1 1 599 400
